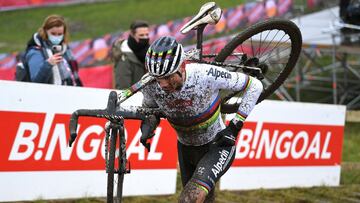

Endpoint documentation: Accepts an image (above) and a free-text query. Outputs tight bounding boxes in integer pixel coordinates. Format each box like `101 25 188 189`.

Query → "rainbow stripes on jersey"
235 110 248 122
169 95 221 132
234 76 252 122
242 75 252 91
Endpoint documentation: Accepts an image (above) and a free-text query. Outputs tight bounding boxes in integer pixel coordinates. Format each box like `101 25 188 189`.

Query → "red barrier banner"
233 122 343 166
221 99 346 190
0 80 178 201
0 111 177 172
79 65 113 89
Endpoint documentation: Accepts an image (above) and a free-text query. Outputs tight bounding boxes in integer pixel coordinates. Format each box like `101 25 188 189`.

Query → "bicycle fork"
105 121 130 203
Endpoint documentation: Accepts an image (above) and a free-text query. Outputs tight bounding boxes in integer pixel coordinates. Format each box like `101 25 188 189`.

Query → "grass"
0 0 244 53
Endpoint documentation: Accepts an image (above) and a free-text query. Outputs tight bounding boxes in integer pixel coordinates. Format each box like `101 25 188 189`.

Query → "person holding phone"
24 14 82 86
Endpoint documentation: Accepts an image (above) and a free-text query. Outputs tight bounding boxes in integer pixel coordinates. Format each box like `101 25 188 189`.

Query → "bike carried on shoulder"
68 2 302 203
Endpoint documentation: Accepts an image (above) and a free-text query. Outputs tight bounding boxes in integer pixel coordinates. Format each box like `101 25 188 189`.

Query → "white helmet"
145 36 185 78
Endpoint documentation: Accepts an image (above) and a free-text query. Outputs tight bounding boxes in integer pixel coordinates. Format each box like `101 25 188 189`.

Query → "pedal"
180 2 222 34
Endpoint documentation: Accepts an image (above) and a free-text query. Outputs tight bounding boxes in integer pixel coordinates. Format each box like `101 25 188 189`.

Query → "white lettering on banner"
236 128 252 159
235 123 332 160
291 131 308 159
276 130 292 159
8 118 163 162
46 123 74 161
127 129 145 160
37 113 54 159
322 132 331 159
9 122 39 160
76 125 103 160
127 128 163 160
256 129 278 159
147 128 163 160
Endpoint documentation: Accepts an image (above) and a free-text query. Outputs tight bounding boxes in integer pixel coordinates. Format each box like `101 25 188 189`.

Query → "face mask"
48 34 64 45
138 38 149 47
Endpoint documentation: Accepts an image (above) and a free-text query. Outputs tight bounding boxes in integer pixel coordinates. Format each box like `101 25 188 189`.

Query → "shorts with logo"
177 140 236 193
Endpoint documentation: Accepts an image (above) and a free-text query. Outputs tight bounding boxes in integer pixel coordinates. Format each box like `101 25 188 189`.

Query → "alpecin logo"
207 68 231 80
211 149 230 178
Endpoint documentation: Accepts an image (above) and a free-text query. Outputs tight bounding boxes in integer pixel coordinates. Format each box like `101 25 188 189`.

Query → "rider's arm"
202 64 263 146
141 84 159 108
139 84 160 151
204 64 263 126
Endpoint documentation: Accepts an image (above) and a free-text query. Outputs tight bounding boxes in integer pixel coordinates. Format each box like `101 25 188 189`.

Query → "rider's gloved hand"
140 115 160 152
212 120 243 147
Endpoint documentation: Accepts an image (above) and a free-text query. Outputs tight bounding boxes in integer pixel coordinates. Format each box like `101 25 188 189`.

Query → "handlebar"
68 91 162 147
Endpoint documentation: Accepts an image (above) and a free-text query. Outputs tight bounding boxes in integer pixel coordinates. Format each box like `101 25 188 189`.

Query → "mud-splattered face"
156 72 184 93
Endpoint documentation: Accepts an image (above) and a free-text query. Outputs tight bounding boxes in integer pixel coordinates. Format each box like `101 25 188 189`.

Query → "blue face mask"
48 34 64 45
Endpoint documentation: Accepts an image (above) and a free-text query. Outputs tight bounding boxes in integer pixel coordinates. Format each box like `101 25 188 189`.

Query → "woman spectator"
25 14 82 86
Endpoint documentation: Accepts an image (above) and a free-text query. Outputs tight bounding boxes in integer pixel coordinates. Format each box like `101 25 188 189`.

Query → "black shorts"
177 140 236 193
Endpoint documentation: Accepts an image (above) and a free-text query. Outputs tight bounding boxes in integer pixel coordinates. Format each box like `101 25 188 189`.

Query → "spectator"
111 20 150 89
25 14 82 86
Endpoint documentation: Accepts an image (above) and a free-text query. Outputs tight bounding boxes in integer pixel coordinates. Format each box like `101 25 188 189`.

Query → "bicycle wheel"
107 128 116 202
215 18 302 113
115 127 125 203
107 127 124 203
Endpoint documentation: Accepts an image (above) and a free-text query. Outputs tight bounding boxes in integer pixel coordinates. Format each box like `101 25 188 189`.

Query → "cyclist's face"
156 72 183 93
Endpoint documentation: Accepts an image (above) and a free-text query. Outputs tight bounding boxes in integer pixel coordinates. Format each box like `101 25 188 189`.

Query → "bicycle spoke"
262 46 292 62
216 19 302 113
258 29 281 58
256 31 263 56
256 30 272 56
261 33 288 61
262 39 291 62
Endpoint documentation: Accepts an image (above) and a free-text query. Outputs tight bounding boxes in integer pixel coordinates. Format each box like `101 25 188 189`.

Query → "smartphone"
52 45 62 54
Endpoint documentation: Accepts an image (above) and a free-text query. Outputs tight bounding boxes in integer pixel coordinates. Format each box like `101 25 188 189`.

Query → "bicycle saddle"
180 2 222 34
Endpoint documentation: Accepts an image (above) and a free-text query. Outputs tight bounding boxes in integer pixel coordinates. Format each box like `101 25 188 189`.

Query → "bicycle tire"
107 128 117 203
115 128 125 203
215 18 302 113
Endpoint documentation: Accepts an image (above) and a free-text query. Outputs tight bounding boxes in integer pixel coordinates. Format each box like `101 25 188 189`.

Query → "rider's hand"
212 121 243 147
140 115 160 152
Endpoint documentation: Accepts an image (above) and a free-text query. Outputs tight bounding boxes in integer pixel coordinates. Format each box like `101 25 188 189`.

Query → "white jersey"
141 63 263 146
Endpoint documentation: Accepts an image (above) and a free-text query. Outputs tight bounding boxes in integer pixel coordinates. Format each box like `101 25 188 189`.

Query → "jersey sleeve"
141 83 159 108
202 64 263 123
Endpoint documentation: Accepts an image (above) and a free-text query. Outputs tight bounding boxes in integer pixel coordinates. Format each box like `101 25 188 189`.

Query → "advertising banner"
0 80 177 201
221 100 346 190
0 80 346 201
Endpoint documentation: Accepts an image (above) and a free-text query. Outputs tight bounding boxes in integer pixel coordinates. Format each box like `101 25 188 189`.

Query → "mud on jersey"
141 63 263 146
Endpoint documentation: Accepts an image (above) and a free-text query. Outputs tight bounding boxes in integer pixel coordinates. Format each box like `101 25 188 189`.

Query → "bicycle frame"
69 91 148 203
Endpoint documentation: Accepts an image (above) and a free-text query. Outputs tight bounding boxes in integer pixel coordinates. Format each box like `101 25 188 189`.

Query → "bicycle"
68 2 302 203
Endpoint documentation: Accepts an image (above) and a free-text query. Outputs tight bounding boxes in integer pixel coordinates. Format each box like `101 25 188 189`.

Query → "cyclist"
139 36 263 203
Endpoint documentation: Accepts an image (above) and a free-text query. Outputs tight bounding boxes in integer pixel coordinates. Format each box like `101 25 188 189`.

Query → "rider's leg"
177 141 210 203
204 188 215 202
179 181 207 203
178 177 215 203
178 142 235 203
